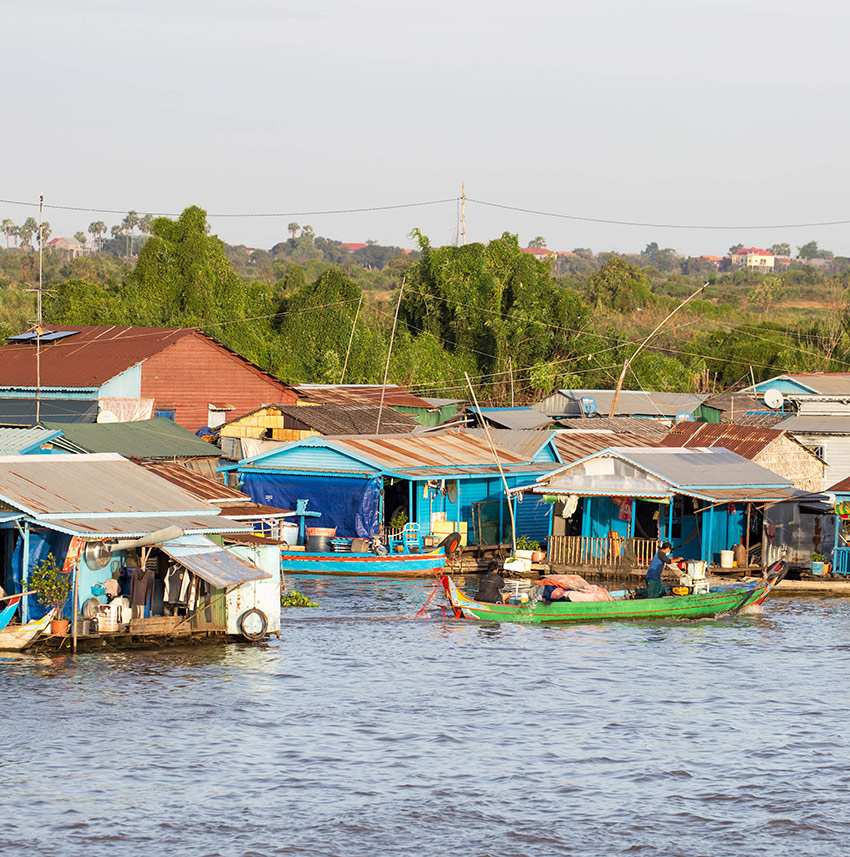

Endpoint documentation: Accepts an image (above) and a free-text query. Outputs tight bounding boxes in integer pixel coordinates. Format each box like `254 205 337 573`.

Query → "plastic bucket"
811 561 825 575
306 534 332 553
306 526 336 538
720 550 734 569
280 522 299 546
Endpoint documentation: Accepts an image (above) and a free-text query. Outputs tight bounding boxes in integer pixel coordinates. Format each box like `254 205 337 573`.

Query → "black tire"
238 608 268 641
437 531 461 558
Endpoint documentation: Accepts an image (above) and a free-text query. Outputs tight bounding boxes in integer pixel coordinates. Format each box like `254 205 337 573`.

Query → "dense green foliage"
2 204 850 401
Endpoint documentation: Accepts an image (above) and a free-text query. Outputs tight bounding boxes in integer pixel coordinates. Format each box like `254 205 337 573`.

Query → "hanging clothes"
129 566 155 618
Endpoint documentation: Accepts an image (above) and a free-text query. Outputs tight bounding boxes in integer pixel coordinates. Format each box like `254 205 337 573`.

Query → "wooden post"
71 556 79 654
745 502 752 567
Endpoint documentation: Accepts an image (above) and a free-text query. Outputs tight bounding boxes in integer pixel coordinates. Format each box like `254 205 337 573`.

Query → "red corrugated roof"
554 431 661 463
732 247 772 257
661 421 783 459
293 384 435 409
0 325 194 387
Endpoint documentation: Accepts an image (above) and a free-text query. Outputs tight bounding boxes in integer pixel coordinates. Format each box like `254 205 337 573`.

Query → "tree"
642 242 659 263
122 210 140 257
88 220 107 251
797 240 833 260
18 217 37 247
288 222 299 240
1 219 13 248
138 213 154 236
528 236 547 248
584 257 654 312
74 231 87 246
768 242 790 256
728 243 744 255
749 275 785 313
300 225 315 242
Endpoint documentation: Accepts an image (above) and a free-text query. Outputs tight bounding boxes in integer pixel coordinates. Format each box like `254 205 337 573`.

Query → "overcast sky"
5 0 850 256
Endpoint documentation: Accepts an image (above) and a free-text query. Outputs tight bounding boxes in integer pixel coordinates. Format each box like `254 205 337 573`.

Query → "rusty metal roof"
555 416 671 439
554 430 661 463
225 403 416 435
160 535 270 588
293 384 436 409
0 325 194 387
0 453 216 517
661 421 784 459
329 432 529 470
40 515 251 538
138 461 248 503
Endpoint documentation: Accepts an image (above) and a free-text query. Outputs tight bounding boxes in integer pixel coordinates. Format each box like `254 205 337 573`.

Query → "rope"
415 578 444 618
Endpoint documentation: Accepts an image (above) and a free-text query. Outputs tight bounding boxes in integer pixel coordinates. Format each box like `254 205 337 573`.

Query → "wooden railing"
547 536 659 569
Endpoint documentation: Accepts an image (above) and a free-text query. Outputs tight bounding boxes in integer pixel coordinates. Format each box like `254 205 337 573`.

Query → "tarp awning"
160 535 271 588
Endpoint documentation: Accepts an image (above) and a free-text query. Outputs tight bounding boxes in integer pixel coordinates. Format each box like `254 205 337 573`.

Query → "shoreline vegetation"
1 205 848 403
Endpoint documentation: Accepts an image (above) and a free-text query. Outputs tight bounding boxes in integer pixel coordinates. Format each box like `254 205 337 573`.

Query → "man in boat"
474 560 510 604
645 541 682 599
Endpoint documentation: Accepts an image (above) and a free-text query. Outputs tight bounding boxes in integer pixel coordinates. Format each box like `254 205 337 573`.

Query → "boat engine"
678 560 710 594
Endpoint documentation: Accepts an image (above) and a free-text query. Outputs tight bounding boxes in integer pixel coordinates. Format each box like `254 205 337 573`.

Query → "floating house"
229 432 562 547
775 415 850 490
516 446 805 570
0 454 280 643
0 325 296 430
218 403 416 460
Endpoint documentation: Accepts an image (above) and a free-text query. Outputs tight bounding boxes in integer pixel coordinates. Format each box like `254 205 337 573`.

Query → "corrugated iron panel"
474 408 555 430
139 461 247 502
554 431 661 463
0 426 62 455
464 429 557 462
0 453 215 516
661 421 781 459
780 416 850 434
294 384 435 409
160 535 271 588
533 389 706 418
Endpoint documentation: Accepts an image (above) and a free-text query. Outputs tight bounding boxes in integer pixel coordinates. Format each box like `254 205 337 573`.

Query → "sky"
5 0 850 257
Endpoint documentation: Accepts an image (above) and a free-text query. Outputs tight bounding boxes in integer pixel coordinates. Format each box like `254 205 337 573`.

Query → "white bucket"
720 550 734 569
280 522 299 546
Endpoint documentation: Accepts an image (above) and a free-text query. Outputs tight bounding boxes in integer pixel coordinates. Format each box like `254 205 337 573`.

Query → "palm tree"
122 210 140 257
19 217 37 248
139 213 154 236
300 225 315 242
74 231 87 247
1 219 14 248
88 220 107 251
288 222 299 240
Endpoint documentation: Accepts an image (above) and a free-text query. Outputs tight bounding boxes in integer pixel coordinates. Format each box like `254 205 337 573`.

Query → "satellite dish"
97 409 119 424
675 411 695 423
763 389 784 410
84 541 110 569
579 395 598 416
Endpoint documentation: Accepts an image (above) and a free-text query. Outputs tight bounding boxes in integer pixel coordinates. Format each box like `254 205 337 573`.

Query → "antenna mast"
461 183 466 245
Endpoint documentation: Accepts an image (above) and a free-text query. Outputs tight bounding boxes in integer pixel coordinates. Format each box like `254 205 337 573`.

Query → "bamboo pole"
376 277 404 434
464 372 516 554
340 293 363 384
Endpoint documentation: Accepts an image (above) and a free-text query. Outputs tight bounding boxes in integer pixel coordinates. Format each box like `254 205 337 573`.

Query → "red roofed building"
521 247 554 259
0 325 297 430
730 247 774 272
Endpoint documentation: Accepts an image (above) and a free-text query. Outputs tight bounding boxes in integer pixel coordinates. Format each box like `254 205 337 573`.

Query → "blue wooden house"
227 432 562 546
516 446 805 568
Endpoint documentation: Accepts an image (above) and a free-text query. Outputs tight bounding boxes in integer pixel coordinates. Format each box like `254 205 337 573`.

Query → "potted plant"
30 552 72 635
811 553 826 576
515 536 545 563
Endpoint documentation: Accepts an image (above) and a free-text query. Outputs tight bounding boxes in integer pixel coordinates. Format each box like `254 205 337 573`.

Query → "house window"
155 408 176 421
807 445 825 460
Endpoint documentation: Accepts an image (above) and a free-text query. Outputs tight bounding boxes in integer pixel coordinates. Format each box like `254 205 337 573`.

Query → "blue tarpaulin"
240 472 381 538
11 529 72 619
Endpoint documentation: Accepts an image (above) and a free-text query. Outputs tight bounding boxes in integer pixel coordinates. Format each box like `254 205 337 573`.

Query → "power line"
0 197 458 218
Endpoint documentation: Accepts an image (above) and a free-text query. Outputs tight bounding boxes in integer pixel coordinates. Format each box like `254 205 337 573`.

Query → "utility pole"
509 357 515 407
37 194 43 325
608 283 707 418
461 183 466 246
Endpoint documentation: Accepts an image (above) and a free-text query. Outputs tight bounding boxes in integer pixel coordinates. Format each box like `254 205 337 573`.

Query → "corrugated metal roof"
700 392 775 413
394 463 553 479
293 384 436 409
828 476 850 492
554 416 672 439
0 325 193 387
160 535 271 588
661 422 783 459
42 418 220 459
780 374 850 395
230 403 416 435
464 429 557 461
554 431 661 463
472 408 554 430
329 433 529 469
0 426 63 455
40 515 251 538
777 415 850 434
0 453 216 517
533 389 706 418
138 461 247 502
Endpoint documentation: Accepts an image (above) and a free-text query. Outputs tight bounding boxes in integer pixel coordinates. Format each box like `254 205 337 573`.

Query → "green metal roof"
40 418 219 459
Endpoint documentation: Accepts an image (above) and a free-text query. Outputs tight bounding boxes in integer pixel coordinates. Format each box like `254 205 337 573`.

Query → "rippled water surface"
4 575 850 857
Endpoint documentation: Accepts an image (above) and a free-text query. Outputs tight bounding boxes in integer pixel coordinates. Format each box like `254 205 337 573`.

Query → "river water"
4 575 850 857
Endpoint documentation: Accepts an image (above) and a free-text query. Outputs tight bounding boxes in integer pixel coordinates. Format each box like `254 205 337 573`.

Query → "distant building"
46 236 91 259
730 247 774 272
521 247 554 259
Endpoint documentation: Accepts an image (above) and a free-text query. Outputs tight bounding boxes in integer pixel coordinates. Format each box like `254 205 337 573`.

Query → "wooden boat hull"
280 546 451 577
441 570 784 624
0 610 55 651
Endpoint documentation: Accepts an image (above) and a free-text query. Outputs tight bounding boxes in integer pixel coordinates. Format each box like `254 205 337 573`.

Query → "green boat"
440 562 787 624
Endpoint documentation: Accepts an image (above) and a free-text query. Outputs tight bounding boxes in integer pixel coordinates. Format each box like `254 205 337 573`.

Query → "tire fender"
238 607 268 641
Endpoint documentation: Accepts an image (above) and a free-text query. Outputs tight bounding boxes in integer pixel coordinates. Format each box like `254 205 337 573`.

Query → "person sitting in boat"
474 561 510 604
646 541 682 599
